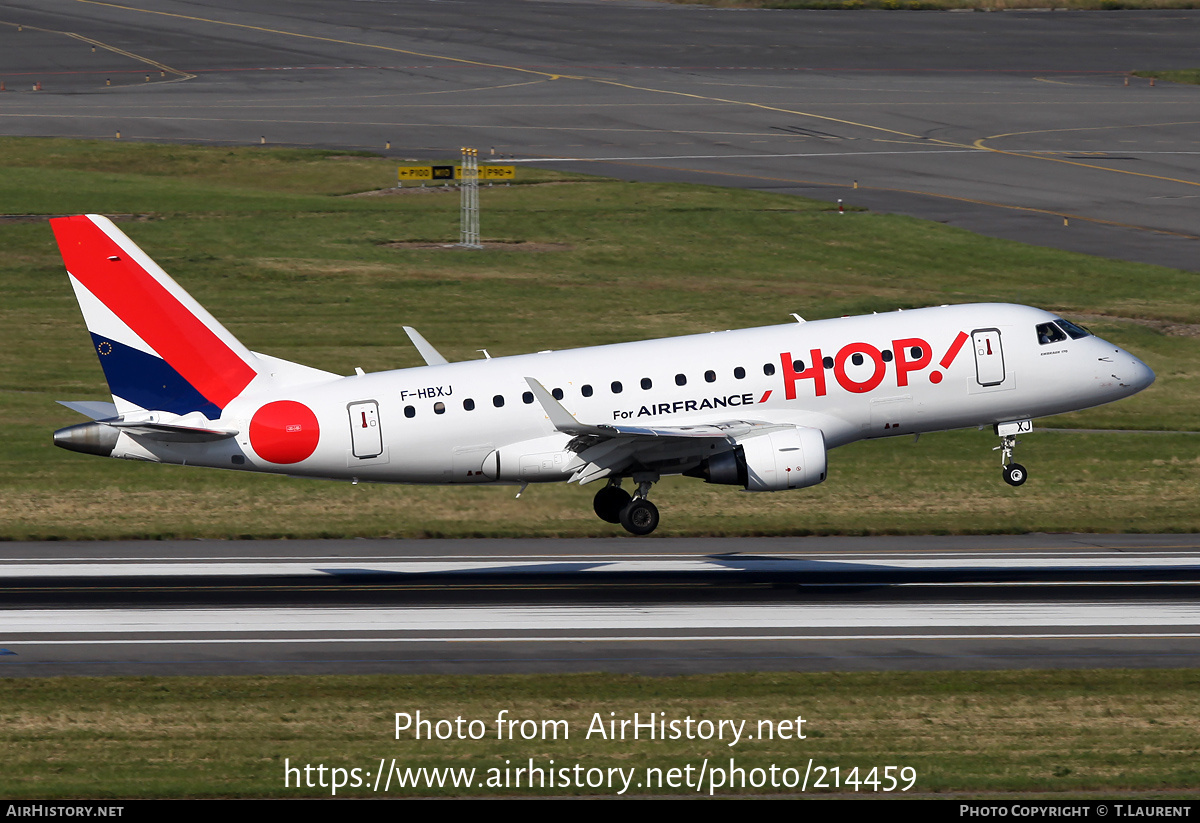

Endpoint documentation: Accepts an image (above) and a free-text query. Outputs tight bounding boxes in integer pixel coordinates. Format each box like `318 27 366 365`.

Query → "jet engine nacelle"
689 426 827 491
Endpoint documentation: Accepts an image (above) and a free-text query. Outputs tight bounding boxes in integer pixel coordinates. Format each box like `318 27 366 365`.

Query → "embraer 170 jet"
51 214 1155 535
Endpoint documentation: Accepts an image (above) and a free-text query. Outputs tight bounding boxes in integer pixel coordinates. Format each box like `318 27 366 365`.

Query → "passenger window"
522 391 534 404
675 374 687 386
434 402 445 415
881 351 893 363
851 353 864 366
792 359 805 372
763 363 775 376
910 346 923 359
404 405 416 418
611 381 623 394
1036 322 1067 345
463 398 475 411
552 388 564 400
734 367 745 379
823 356 834 369
493 395 505 408
582 384 593 397
641 377 652 390
704 370 716 383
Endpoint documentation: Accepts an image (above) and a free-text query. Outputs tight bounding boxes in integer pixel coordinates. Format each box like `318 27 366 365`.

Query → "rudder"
51 214 259 418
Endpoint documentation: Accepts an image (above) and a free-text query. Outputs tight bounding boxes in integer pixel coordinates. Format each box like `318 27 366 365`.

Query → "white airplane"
51 214 1155 535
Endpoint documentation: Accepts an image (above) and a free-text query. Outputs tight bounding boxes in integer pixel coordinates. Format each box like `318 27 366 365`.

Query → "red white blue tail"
51 215 260 418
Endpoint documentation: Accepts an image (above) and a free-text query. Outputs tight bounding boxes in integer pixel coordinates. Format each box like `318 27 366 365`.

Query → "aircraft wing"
523 377 791 483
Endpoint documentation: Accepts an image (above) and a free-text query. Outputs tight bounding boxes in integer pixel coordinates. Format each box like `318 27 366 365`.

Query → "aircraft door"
348 401 383 458
971 329 1005 387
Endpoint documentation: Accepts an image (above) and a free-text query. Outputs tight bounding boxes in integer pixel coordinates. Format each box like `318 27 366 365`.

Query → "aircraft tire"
1003 463 1028 486
619 498 660 536
593 486 632 524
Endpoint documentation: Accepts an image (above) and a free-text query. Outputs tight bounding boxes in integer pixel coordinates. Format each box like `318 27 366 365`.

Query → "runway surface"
0 1 1198 269
3 534 1199 676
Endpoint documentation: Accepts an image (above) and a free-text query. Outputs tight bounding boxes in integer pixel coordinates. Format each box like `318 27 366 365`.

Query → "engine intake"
686 426 826 491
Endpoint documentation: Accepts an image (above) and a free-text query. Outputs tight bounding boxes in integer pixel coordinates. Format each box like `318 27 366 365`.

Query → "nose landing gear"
1002 459 1027 487
994 420 1032 487
592 475 661 535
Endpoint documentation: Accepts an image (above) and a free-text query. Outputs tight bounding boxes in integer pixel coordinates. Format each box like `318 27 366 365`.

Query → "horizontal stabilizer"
57 400 119 421
108 419 238 443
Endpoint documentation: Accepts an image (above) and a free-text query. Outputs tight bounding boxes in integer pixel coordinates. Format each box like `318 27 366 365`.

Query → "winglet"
403 326 449 366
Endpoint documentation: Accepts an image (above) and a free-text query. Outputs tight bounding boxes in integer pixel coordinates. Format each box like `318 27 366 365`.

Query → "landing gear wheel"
619 499 660 536
593 486 632 524
1003 463 1028 487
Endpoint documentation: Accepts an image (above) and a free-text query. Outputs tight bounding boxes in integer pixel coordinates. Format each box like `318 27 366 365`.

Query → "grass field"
1134 70 1200 86
1 137 1197 539
2 671 1199 797
2 139 1198 799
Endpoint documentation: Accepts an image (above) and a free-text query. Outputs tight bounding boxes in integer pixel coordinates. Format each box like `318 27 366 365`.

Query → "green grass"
1 137 1197 538
2 671 1198 797
1133 70 1200 86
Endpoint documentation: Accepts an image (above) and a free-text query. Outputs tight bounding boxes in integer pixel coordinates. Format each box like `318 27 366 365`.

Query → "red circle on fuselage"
249 400 320 464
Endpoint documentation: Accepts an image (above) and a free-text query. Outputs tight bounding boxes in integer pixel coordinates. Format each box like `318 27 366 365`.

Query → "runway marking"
61 1 1093 155
974 121 1200 189
509 150 1200 163
563 158 1200 239
14 632 1200 646
0 19 193 82
73 0 567 80
0 113 793 140
53 1 1200 239
507 149 980 162
8 603 1200 632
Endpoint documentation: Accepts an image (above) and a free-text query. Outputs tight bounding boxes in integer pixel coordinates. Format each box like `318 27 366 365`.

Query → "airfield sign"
397 165 515 183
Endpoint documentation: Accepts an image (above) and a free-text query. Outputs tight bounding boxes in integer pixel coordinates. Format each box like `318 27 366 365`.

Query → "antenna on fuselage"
790 313 805 324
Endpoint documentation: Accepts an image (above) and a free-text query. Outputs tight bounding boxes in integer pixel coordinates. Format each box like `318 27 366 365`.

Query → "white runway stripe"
6 602 1200 634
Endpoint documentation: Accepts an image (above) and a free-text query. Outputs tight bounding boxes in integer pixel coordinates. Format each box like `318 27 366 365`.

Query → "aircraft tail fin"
50 214 261 418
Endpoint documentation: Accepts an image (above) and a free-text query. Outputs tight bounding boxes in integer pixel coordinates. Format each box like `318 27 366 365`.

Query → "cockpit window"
1036 322 1067 345
1056 318 1093 340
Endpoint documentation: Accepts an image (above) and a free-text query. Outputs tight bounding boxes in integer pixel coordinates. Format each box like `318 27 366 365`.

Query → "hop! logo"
779 332 968 399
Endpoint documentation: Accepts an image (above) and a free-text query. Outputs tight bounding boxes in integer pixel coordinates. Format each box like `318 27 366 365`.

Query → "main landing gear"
994 420 1032 487
593 476 660 535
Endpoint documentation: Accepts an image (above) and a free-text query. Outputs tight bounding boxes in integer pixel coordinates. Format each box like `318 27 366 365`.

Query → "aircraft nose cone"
1105 348 1155 398
1129 356 1156 393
